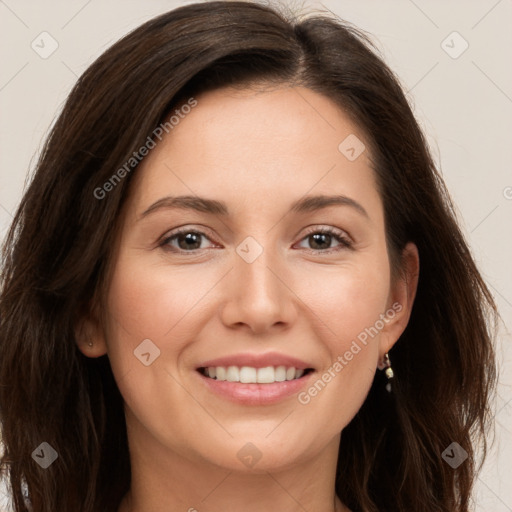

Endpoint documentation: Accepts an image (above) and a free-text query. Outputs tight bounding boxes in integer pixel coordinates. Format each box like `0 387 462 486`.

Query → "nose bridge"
237 233 284 303
220 232 295 333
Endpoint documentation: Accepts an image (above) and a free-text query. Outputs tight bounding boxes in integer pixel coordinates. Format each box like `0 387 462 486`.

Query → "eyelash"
159 226 354 255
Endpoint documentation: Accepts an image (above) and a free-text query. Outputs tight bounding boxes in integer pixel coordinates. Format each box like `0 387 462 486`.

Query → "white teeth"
275 366 287 382
240 366 257 383
202 365 308 383
226 366 239 382
257 366 275 383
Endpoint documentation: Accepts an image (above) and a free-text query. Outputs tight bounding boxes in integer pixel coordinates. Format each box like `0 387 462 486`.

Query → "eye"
295 227 353 253
159 227 217 253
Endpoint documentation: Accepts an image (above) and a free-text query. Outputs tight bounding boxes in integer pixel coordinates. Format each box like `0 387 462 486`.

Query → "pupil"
179 233 200 250
311 233 330 250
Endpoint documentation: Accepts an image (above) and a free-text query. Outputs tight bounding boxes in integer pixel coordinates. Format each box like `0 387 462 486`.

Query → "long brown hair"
0 1 497 511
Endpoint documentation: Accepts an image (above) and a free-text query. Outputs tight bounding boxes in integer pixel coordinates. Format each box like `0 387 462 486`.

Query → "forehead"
127 85 381 221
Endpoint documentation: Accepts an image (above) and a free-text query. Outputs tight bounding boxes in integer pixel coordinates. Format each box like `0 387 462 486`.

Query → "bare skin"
77 84 419 512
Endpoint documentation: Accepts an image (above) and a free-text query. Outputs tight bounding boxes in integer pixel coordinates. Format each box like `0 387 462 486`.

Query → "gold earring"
382 352 394 392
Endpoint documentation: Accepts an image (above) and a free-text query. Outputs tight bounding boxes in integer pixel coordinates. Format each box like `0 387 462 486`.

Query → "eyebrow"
139 193 369 220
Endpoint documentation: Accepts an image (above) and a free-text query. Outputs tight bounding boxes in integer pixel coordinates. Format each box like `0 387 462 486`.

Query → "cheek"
293 257 390 423
105 253 212 346
102 252 202 400
299 255 390 344
102 253 212 445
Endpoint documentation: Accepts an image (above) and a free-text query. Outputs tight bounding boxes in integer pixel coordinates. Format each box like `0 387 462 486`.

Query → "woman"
0 1 497 511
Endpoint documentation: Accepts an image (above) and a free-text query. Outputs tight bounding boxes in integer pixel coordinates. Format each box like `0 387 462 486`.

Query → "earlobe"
74 310 108 358
380 242 420 354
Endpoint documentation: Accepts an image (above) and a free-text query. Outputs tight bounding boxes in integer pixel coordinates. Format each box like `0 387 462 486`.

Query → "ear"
75 300 108 358
378 242 419 361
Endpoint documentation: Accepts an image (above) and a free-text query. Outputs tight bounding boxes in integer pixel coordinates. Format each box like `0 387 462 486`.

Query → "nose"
219 244 298 335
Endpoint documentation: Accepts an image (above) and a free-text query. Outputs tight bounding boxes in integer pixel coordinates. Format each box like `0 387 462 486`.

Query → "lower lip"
196 371 314 405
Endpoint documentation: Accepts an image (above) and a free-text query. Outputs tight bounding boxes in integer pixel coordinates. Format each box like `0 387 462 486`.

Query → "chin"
190 431 322 473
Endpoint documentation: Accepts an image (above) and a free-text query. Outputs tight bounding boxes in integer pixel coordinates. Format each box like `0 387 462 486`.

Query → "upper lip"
197 352 314 370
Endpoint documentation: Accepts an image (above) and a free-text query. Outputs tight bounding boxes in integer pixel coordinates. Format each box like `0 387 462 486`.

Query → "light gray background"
0 0 511 510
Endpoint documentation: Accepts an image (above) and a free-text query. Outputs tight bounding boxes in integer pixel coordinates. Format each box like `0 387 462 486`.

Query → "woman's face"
90 85 415 472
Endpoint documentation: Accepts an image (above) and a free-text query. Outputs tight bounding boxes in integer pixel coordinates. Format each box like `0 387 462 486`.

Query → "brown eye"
160 228 216 253
296 227 353 253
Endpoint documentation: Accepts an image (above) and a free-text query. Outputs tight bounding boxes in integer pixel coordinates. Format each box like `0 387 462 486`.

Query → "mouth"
194 352 316 404
197 365 315 383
